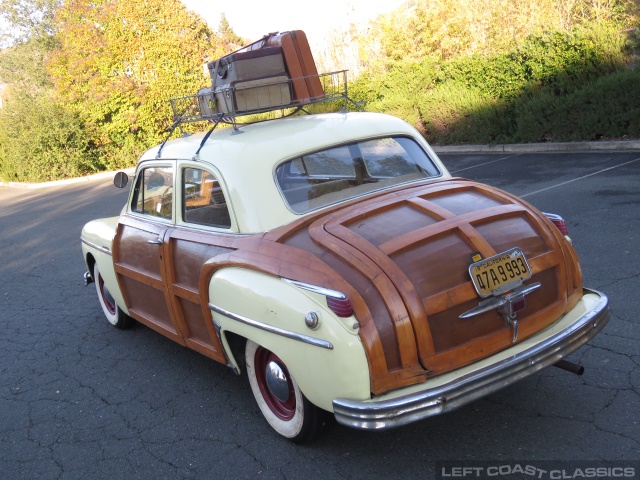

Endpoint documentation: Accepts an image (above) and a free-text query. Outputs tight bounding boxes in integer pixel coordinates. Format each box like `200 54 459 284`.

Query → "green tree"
47 0 225 169
217 13 244 50
0 39 100 182
0 0 60 46
0 1 98 183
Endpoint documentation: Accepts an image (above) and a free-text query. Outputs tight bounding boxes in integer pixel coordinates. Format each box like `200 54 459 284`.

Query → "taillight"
544 212 568 236
326 295 354 318
281 278 355 318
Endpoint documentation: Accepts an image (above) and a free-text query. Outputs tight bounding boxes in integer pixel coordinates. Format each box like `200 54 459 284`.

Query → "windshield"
275 136 441 214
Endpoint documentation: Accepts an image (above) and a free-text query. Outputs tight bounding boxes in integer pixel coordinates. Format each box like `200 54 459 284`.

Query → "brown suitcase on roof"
207 47 287 87
265 31 324 103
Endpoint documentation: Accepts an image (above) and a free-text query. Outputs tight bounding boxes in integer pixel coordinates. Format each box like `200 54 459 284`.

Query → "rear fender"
209 267 371 411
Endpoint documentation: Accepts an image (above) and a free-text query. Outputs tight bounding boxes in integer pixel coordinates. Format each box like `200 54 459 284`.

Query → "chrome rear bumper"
332 288 608 430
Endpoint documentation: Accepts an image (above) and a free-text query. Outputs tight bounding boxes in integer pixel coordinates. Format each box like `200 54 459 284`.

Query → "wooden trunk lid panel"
274 179 582 392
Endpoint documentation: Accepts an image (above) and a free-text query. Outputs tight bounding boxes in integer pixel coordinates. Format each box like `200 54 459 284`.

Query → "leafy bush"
350 21 636 145
0 93 101 182
513 68 640 142
414 83 509 144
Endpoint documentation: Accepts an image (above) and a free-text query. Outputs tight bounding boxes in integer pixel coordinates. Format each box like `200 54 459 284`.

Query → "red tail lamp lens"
326 296 354 318
544 213 568 236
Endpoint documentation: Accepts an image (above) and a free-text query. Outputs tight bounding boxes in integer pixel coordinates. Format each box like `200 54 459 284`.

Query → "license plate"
468 248 532 298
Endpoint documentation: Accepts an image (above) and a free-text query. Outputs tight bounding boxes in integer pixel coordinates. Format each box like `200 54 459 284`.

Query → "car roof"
141 112 430 162
138 112 449 233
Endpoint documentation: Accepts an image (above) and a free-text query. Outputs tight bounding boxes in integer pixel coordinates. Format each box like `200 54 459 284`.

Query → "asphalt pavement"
0 149 638 479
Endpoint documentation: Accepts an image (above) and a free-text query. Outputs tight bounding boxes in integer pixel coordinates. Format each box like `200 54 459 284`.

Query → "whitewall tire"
93 262 133 330
245 339 329 443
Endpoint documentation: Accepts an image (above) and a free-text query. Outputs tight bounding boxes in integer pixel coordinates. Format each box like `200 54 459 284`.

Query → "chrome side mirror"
113 171 129 189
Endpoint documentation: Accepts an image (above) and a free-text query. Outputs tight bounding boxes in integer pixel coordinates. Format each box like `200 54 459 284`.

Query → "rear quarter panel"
209 267 371 411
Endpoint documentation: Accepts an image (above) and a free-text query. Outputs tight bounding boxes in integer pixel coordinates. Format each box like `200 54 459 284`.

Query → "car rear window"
275 137 441 214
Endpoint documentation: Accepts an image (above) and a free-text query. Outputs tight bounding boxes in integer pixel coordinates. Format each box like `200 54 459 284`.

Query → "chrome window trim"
179 164 234 231
122 211 174 227
209 303 334 350
129 162 176 222
81 238 112 256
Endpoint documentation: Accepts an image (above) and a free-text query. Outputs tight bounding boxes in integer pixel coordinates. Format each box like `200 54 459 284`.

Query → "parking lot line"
521 156 640 198
448 154 521 174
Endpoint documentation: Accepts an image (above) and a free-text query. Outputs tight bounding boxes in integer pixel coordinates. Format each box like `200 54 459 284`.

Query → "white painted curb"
0 168 136 189
433 139 640 154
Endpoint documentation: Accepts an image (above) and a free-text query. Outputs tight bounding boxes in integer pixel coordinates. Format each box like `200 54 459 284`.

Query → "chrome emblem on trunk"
459 282 542 342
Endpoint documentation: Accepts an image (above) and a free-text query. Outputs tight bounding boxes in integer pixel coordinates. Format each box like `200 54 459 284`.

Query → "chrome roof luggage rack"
157 71 363 158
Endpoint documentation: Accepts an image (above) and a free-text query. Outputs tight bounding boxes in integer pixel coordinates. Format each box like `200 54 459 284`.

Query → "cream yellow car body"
81 111 608 440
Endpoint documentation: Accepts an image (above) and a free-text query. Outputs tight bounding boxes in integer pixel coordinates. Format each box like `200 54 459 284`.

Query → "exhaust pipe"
554 359 584 376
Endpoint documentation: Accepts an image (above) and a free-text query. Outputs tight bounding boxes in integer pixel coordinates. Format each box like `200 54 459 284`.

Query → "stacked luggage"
198 30 324 117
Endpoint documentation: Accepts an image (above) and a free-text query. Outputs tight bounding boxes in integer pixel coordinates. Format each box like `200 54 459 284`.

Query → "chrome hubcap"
265 360 290 403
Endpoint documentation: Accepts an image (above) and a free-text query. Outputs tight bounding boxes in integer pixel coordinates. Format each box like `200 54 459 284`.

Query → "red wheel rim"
254 347 296 420
98 274 116 316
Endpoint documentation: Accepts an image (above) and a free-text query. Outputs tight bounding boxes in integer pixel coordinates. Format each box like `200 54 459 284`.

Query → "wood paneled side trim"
112 218 168 311
172 284 200 303
196 239 402 393
165 230 239 364
119 213 169 234
167 225 251 249
109 178 584 397
127 308 185 345
185 338 226 361
114 263 163 290
160 229 191 340
112 222 131 308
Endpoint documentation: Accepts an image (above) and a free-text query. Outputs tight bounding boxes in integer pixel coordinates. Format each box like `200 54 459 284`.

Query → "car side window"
182 167 231 228
131 166 174 219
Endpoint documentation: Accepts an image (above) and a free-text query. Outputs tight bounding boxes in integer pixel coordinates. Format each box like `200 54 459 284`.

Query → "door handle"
147 238 163 245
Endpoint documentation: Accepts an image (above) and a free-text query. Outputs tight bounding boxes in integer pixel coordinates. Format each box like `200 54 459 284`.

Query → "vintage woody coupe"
81 111 609 442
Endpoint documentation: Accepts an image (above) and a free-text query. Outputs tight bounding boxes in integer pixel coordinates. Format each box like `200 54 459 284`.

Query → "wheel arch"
81 243 128 316
85 251 96 274
209 266 371 412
